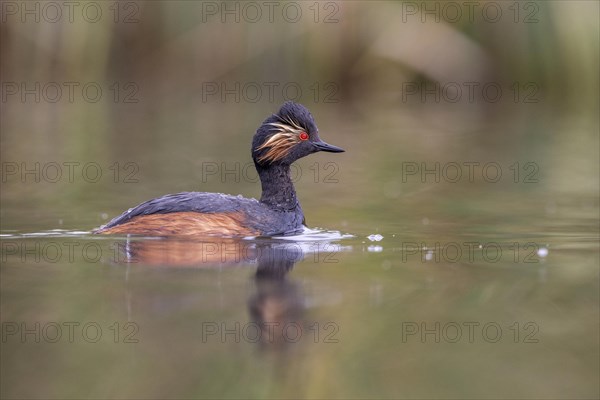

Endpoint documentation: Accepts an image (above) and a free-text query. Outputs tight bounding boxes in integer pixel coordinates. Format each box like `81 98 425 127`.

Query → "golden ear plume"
257 118 304 163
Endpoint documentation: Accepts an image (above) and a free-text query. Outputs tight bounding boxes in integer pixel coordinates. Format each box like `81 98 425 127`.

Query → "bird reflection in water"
114 237 309 351
248 243 305 350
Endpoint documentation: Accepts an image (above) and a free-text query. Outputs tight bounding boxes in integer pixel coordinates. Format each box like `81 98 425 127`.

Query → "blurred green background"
1 0 598 230
1 1 599 399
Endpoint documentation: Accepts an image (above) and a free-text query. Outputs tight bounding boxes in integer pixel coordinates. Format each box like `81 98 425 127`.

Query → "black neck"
255 163 299 211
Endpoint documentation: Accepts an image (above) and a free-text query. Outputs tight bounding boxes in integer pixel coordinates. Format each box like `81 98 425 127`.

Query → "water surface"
2 105 599 399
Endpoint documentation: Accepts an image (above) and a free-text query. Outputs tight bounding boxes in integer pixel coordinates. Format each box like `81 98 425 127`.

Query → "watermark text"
1 321 139 343
1 162 139 184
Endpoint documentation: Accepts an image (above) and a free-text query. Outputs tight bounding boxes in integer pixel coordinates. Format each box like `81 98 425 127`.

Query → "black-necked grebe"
94 102 344 236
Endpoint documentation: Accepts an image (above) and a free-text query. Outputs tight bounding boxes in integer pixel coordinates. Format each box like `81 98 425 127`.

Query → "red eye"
299 132 309 141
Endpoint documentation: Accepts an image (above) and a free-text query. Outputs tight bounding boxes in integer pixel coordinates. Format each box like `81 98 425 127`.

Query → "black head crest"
252 102 342 166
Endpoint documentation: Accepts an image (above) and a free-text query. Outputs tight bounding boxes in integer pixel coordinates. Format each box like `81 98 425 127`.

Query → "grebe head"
252 101 344 167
